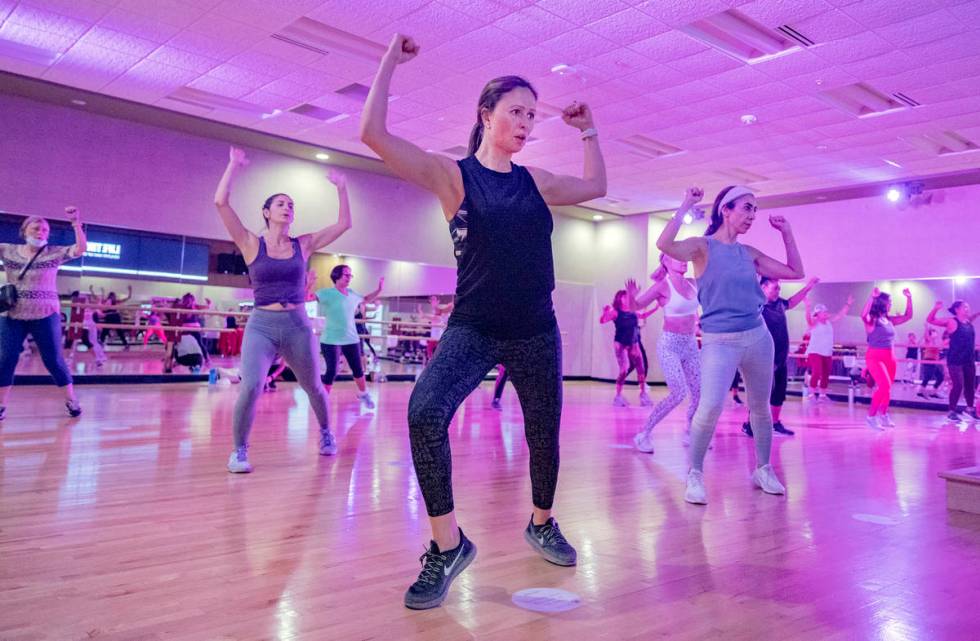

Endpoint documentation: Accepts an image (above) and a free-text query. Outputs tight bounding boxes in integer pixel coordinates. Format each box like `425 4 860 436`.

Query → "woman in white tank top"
627 252 702 453
804 295 852 400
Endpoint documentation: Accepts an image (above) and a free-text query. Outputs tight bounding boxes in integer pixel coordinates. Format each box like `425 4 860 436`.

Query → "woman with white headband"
804 295 853 401
657 186 804 505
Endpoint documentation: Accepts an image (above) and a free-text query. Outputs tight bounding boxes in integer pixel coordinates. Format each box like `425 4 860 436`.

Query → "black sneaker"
773 421 795 436
965 407 978 421
732 394 744 406
65 400 82 418
524 516 577 566
742 421 754 437
0 405 5 421
404 529 477 610
947 411 963 422
916 392 927 399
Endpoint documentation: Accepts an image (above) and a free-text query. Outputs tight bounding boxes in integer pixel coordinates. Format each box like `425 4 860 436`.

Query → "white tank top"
806 321 834 356
663 277 699 317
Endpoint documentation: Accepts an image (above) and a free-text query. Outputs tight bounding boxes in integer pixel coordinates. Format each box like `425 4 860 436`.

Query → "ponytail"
467 121 485 157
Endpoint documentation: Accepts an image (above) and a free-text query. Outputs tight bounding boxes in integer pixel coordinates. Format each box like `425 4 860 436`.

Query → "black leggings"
408 323 562 517
948 362 976 411
920 364 944 389
321 343 364 384
625 339 648 382
100 312 128 346
770 361 788 407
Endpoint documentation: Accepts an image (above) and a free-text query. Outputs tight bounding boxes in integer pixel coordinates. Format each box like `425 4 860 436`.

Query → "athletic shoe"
227 446 252 473
773 421 795 436
682 429 691 447
732 394 744 406
319 429 338 456
633 431 654 453
741 421 754 437
916 391 928 399
947 411 963 422
491 399 502 411
865 415 883 430
65 400 82 418
0 405 5 421
358 392 376 410
613 395 629 407
964 407 978 421
879 413 896 427
404 529 477 610
752 464 786 495
929 392 942 399
524 516 576 566
685 469 707 505
639 393 653 407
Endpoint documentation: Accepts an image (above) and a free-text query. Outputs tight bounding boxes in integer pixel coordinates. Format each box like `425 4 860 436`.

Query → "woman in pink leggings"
861 287 913 429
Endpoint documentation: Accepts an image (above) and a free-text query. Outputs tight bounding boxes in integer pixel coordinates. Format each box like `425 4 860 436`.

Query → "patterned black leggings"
408 323 563 517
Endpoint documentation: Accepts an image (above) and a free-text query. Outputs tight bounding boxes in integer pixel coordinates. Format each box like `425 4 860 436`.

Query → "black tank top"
448 156 556 339
613 311 639 345
948 319 976 365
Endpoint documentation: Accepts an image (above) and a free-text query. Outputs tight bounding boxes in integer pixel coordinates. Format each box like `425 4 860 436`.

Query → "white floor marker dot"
512 588 582 613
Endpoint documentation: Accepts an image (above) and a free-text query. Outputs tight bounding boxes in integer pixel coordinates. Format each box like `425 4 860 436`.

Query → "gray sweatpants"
232 308 330 448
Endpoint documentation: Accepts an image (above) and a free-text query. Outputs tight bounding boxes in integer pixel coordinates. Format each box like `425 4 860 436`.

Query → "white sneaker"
613 395 629 407
358 392 375 410
227 446 252 473
639 393 653 407
865 415 883 431
685 469 707 505
319 430 337 456
682 429 691 447
752 463 785 495
633 431 654 453
879 413 895 427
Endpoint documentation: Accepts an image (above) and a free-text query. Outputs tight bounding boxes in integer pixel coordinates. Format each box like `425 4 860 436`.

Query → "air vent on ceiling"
680 9 809 64
716 168 768 183
273 17 386 61
290 103 344 121
775 25 815 48
0 38 61 65
336 83 371 102
818 82 917 118
619 135 683 158
165 87 275 117
442 145 469 157
900 131 979 156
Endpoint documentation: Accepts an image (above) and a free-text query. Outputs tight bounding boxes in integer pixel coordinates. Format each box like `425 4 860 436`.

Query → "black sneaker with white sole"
0 405 5 421
742 421 754 437
404 528 477 610
773 421 795 436
65 400 82 418
524 516 577 566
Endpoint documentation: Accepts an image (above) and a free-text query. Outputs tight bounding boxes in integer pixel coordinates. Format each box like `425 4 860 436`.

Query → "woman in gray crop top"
214 146 353 474
861 287 913 429
656 186 804 506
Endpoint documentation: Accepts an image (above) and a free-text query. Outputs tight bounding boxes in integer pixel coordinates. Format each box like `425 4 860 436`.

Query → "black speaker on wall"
217 252 248 275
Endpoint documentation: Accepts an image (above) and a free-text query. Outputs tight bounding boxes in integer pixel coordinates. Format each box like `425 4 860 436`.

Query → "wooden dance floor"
2 381 978 640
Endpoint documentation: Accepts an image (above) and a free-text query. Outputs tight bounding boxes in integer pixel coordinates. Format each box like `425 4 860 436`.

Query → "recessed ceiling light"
883 159 902 168
70 99 87 106
740 114 757 125
592 214 603 221
551 63 575 75
886 187 902 202
315 152 330 160
682 213 693 224
953 275 968 285
260 109 282 120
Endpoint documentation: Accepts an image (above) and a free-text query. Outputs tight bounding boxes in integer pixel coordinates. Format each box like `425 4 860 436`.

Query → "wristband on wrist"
580 127 598 140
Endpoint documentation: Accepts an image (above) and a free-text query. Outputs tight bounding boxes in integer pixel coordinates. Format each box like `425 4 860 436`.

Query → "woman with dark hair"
99 286 132 348
0 208 86 419
860 287 913 429
214 147 351 473
627 252 701 453
361 33 606 609
315 263 383 408
657 186 804 505
917 327 944 398
600 289 652 407
927 299 978 421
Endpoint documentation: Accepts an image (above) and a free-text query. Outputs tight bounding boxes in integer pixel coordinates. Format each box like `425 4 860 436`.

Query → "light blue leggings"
689 323 774 471
232 308 330 448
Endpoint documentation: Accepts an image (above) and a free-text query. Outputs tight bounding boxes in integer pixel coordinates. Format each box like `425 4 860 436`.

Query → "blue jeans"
232 308 330 448
690 323 774 471
0 313 73 387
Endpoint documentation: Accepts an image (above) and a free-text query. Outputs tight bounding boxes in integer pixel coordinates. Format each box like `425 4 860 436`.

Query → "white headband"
718 185 755 209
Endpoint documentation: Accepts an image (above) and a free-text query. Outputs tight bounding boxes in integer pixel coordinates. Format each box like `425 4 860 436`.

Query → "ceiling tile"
534 0 629 26
628 30 707 62
584 8 670 45
492 5 575 41
873 10 967 48
839 0 951 28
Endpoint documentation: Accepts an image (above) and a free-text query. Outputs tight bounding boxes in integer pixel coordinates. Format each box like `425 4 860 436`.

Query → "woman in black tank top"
600 289 654 408
927 300 979 420
362 33 607 610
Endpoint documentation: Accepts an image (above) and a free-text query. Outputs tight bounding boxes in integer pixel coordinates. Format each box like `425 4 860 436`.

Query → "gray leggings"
232 308 330 448
690 324 774 471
